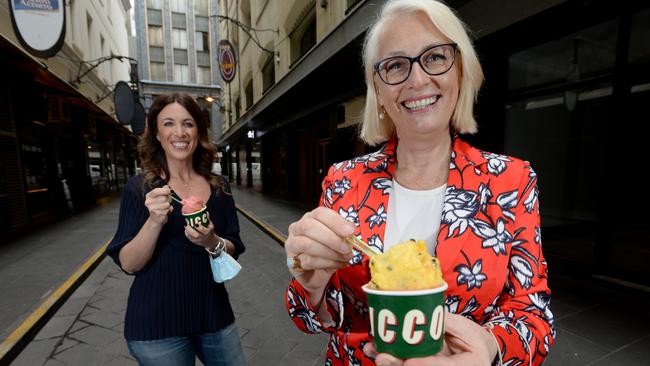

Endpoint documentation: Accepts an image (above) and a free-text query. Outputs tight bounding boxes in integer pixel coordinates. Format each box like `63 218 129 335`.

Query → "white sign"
247 130 255 139
9 0 66 57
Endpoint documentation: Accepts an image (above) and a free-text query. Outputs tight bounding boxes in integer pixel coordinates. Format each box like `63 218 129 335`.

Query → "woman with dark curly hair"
107 93 246 366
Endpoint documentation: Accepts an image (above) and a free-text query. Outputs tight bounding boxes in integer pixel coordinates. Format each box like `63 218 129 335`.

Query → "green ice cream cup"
363 282 448 359
182 205 209 229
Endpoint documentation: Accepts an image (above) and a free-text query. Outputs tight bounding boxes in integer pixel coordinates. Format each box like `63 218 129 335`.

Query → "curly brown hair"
138 92 225 193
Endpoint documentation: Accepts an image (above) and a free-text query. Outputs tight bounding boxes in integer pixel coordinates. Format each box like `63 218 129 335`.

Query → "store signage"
218 40 236 83
8 0 66 58
247 130 255 139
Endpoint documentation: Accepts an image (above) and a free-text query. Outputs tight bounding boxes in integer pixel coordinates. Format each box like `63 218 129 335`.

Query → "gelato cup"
363 281 448 359
182 205 209 229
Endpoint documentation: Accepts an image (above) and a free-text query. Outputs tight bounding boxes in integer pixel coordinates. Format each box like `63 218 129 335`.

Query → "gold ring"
286 254 303 272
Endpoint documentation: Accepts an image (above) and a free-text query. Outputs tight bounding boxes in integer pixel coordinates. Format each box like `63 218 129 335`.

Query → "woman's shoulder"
327 144 394 182
458 140 533 178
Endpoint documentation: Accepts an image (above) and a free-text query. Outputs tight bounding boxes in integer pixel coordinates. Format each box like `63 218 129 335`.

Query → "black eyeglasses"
374 43 458 85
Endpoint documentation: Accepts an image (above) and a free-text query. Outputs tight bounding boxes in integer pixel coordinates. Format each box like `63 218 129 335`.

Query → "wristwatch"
205 236 226 258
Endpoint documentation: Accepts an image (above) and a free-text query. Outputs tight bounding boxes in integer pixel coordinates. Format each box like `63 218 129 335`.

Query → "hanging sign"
8 0 66 58
218 40 236 83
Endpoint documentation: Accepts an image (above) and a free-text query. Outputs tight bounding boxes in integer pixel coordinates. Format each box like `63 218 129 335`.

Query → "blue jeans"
127 323 246 366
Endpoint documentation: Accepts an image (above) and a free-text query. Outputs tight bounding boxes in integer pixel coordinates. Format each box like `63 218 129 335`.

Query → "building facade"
0 0 137 236
133 0 223 141
216 0 650 285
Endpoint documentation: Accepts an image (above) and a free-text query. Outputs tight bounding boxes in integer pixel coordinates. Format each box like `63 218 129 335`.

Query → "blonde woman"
284 1 555 365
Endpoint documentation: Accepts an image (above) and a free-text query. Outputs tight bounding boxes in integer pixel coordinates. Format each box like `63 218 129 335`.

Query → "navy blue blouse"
107 175 245 341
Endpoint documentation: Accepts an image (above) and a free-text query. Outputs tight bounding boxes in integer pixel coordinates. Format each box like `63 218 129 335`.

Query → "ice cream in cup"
363 240 448 359
181 196 209 229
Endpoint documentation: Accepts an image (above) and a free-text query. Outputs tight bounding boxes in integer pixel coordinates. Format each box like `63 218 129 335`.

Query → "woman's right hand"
144 186 173 226
285 207 356 293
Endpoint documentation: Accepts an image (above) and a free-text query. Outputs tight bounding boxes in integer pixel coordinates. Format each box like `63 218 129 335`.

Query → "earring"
379 107 385 119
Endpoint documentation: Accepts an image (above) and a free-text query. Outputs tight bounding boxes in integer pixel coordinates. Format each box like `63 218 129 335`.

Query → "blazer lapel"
355 141 396 254
436 138 491 275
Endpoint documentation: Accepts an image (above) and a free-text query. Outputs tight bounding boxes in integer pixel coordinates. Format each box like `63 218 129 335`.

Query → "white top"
383 179 446 255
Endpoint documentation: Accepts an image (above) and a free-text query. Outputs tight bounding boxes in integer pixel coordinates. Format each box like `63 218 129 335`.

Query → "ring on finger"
286 254 303 272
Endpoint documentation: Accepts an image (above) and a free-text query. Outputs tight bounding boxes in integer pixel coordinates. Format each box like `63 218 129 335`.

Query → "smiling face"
156 102 198 163
373 12 460 141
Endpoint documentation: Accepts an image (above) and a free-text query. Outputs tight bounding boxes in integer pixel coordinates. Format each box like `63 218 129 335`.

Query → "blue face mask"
209 252 242 283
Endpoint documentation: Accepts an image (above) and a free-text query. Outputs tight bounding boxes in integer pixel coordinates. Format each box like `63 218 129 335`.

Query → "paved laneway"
3 185 650 365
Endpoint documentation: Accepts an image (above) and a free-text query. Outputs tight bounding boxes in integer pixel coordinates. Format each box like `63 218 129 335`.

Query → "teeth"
404 96 438 110
172 142 188 148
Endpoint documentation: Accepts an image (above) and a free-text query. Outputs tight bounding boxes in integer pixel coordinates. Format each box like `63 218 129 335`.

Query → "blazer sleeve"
483 163 556 366
286 165 345 334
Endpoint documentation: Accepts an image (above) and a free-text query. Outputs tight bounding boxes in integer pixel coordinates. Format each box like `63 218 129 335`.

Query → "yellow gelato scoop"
369 240 444 291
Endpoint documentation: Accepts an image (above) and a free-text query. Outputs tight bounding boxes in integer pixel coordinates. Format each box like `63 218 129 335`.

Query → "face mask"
209 251 242 283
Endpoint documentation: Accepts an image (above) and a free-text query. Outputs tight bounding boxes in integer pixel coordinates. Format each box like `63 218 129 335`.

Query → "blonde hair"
360 0 484 145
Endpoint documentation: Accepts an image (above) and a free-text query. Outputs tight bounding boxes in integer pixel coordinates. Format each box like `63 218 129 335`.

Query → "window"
170 0 186 13
147 0 163 9
172 29 187 49
234 96 240 120
172 12 186 29
508 19 618 91
86 12 93 56
195 31 209 52
147 9 163 26
196 50 210 66
245 80 253 109
148 26 163 46
197 66 211 84
149 46 165 62
195 15 209 32
150 62 166 81
174 49 188 64
262 59 275 93
174 64 189 83
290 15 316 65
194 0 208 15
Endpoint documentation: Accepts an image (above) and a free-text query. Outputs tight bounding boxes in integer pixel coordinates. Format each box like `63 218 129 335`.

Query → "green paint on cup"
183 205 209 229
363 282 448 359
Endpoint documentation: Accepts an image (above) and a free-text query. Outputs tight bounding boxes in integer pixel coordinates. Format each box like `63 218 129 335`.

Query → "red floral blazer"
286 137 555 365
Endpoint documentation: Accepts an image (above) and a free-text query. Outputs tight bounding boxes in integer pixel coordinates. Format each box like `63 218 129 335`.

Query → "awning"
0 32 132 133
216 0 390 146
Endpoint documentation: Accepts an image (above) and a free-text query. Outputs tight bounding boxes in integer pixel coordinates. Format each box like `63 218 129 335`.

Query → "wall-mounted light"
205 96 215 103
275 51 281 64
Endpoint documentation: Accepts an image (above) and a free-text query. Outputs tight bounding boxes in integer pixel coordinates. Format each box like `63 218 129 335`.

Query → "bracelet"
205 236 226 258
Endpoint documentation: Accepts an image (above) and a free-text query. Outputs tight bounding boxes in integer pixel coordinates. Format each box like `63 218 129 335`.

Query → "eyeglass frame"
373 43 458 85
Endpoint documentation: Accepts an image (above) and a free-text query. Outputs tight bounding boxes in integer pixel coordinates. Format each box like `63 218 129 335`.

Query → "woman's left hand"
363 312 498 366
184 215 217 249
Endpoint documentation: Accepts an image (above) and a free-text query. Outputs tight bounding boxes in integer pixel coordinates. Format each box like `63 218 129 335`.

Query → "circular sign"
113 81 135 124
8 0 66 58
131 101 146 135
218 40 236 83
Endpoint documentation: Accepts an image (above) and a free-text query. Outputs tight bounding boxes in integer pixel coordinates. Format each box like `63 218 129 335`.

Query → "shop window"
629 8 650 66
508 19 618 91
